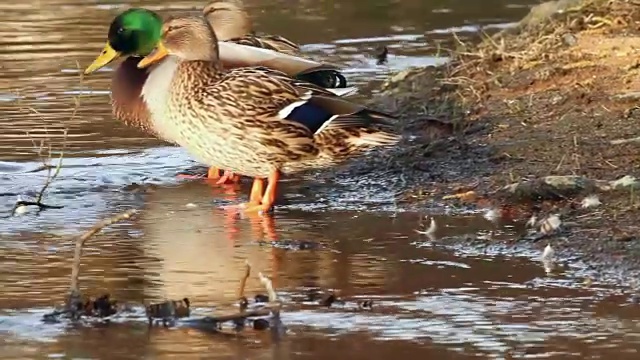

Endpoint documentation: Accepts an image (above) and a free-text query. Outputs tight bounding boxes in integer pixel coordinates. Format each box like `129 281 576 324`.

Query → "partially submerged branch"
67 209 138 310
179 267 280 333
42 209 139 322
238 261 251 311
258 272 279 303
12 128 69 215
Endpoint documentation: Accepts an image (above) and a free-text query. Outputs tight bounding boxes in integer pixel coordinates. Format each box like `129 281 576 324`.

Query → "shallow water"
3 0 640 359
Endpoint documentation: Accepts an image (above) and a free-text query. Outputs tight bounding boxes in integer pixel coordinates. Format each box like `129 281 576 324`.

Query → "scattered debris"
526 215 537 228
541 243 555 275
375 46 389 65
357 300 374 310
159 263 278 333
443 190 477 201
252 318 270 330
539 214 562 236
581 195 601 209
264 239 322 251
146 298 191 326
483 207 500 222
258 272 279 303
497 176 597 203
610 175 639 190
416 216 437 238
610 136 640 145
319 293 344 307
44 209 138 321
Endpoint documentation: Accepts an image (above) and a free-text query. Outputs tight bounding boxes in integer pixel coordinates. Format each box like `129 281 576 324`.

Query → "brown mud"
352 0 640 280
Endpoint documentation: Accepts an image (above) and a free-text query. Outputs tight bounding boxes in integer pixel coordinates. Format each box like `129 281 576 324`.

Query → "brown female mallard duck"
203 0 298 54
83 6 350 184
204 0 347 89
135 15 400 213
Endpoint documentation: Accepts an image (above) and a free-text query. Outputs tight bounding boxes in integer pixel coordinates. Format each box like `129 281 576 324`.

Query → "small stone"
562 33 577 46
253 318 270 330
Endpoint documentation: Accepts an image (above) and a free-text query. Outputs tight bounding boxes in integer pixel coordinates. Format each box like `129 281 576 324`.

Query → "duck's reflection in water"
137 180 313 305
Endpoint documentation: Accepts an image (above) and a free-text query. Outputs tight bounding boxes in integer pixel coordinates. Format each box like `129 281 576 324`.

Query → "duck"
203 0 347 89
135 15 400 213
203 0 299 55
83 6 350 184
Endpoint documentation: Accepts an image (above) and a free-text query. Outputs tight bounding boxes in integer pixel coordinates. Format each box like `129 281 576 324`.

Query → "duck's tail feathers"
294 65 349 89
325 86 358 97
346 129 401 147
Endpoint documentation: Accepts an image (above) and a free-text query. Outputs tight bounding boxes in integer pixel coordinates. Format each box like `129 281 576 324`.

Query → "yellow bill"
137 42 169 69
84 42 121 75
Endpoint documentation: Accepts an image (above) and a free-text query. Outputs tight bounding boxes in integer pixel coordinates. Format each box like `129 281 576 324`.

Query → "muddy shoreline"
355 0 640 284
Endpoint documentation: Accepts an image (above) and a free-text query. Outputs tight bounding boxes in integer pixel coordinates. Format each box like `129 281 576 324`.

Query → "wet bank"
362 0 640 283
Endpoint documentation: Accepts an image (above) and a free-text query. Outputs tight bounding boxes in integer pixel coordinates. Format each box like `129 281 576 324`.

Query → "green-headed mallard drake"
135 15 400 213
83 6 351 184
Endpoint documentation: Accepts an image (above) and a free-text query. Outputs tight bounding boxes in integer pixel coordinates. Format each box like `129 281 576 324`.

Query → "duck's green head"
84 8 163 74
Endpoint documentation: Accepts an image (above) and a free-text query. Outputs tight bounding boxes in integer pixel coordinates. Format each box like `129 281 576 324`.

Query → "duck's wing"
217 41 350 90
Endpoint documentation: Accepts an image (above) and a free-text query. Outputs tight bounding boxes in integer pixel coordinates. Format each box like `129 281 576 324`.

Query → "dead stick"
258 272 278 303
238 261 251 299
69 209 138 297
204 309 271 323
35 130 67 205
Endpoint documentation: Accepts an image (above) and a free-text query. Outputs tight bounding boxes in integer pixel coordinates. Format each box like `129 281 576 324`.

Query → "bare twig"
258 272 278 303
11 128 69 215
610 136 640 145
237 261 251 312
199 309 272 324
68 209 138 307
35 130 67 205
238 261 251 300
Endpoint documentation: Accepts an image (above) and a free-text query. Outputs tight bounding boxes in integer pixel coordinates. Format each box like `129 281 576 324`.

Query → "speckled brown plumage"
203 0 300 54
109 3 346 141
226 34 300 55
202 1 347 87
140 16 399 180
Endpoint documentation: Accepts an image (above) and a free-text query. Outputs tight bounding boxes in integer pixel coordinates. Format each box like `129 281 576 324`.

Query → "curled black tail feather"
295 69 348 89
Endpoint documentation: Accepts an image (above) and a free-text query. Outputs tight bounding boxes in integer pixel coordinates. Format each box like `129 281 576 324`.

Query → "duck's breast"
112 57 159 136
141 56 180 143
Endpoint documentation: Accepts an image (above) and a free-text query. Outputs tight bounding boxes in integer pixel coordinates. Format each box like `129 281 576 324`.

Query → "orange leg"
207 167 222 180
242 170 279 213
249 178 265 204
177 166 221 180
215 170 241 185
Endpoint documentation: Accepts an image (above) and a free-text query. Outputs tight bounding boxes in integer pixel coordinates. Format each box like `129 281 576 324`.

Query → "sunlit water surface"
2 1 640 359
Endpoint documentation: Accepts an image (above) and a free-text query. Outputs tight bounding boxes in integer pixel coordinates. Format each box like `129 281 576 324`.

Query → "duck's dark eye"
117 27 124 34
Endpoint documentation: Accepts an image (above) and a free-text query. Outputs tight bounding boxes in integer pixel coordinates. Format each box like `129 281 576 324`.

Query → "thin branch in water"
36 129 67 205
238 261 251 312
12 128 69 216
238 261 251 299
68 209 138 309
258 272 278 303
258 272 285 341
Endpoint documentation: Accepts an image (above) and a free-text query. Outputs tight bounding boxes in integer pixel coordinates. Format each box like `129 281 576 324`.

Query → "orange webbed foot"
241 202 274 214
207 167 222 180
